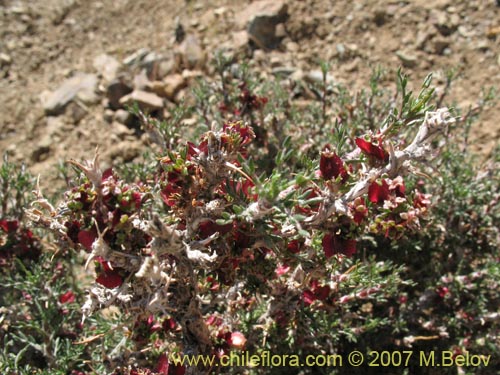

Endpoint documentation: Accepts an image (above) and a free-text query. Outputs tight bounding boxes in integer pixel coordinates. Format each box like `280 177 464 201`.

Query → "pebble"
113 109 134 127
238 0 288 49
123 48 149 66
0 53 12 67
41 73 98 115
93 53 121 82
119 90 164 112
176 35 205 71
163 74 185 100
396 50 418 68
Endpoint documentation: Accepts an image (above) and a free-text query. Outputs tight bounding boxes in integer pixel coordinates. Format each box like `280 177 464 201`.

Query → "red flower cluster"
0 218 41 267
319 147 348 183
237 82 268 115
322 233 357 258
303 279 331 306
355 136 388 162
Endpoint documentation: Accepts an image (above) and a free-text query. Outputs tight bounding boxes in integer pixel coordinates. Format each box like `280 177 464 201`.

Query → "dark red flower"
314 285 331 301
223 121 255 146
77 230 96 251
413 191 431 208
0 219 19 233
368 179 390 204
96 269 123 289
322 233 357 258
287 239 303 254
160 183 183 207
319 148 348 182
59 291 76 304
302 290 316 305
156 353 170 375
352 198 368 224
163 317 177 332
436 286 450 298
355 137 388 161
198 220 232 239
102 167 114 181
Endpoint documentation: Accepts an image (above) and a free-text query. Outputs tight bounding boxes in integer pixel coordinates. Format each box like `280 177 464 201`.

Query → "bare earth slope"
1 0 498 191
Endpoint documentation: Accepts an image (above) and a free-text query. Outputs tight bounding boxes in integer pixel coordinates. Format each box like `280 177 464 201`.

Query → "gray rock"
111 121 135 140
67 102 87 124
32 133 53 162
103 109 114 123
176 35 205 70
304 70 335 85
0 53 12 67
163 74 185 100
123 48 150 66
41 73 98 115
232 30 250 52
119 90 164 112
113 109 134 127
396 50 418 68
93 53 121 82
106 78 133 110
238 0 288 49
430 9 458 36
271 66 297 76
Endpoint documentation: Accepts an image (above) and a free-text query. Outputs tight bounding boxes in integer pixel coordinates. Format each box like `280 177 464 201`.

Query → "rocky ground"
1 0 499 194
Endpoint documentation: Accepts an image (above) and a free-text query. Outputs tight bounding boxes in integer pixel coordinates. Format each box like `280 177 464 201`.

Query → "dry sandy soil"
1 0 499 193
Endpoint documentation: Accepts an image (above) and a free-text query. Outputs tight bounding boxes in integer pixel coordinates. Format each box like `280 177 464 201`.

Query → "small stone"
396 50 418 68
145 80 166 97
181 69 203 81
93 53 121 82
271 66 297 77
415 30 434 50
103 109 114 123
344 58 360 72
113 109 134 127
486 26 500 38
67 102 87 124
111 121 135 139
232 30 250 52
119 90 164 112
142 51 165 80
275 23 287 38
474 40 490 52
123 48 149 66
304 70 334 85
45 116 65 136
286 41 299 52
32 134 53 162
336 43 346 58
214 7 227 17
175 35 205 70
106 140 140 162
41 73 98 115
133 70 150 91
432 37 450 55
163 74 185 100
238 0 288 49
106 78 133 110
430 9 458 36
0 53 12 67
